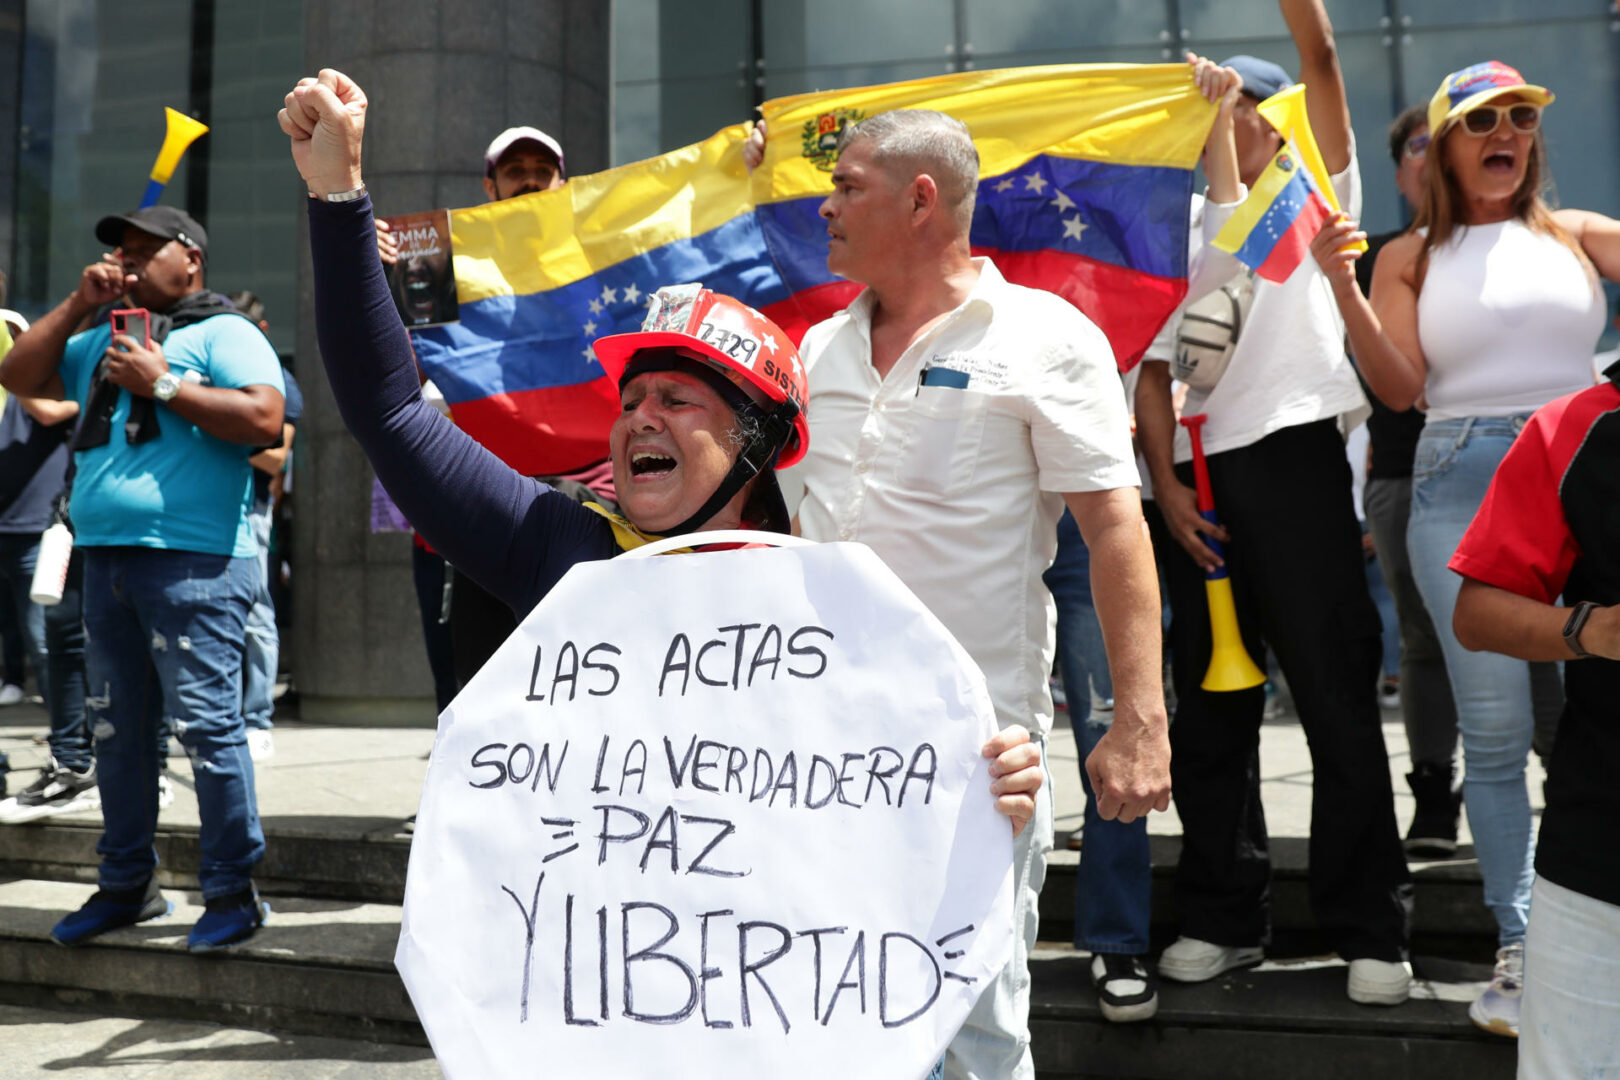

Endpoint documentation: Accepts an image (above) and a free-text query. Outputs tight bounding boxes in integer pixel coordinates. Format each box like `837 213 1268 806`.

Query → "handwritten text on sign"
396 542 1013 1080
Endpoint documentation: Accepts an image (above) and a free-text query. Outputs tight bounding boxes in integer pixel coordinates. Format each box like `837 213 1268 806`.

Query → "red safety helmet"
594 284 808 469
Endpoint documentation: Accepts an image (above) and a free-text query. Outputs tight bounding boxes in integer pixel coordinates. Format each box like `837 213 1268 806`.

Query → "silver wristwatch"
152 371 182 402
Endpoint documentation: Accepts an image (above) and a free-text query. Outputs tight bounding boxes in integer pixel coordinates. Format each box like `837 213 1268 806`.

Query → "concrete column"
293 0 609 723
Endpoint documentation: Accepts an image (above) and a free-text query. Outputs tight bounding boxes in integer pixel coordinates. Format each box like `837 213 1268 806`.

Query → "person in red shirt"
1451 361 1620 1072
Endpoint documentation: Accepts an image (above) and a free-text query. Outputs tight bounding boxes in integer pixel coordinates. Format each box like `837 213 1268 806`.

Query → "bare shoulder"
1374 231 1423 287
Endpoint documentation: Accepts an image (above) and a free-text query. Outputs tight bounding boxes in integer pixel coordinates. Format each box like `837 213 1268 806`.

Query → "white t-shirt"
1170 144 1369 463
1416 218 1605 421
785 258 1139 737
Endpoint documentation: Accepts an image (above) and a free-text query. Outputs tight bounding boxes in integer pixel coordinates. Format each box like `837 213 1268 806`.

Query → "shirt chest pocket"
896 387 993 497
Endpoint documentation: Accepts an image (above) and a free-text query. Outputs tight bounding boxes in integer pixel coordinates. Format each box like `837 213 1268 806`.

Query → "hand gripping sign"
396 537 1014 1079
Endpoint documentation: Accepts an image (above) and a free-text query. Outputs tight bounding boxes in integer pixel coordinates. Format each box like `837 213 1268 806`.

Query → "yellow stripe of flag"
452 121 757 304
757 63 1214 203
452 64 1216 305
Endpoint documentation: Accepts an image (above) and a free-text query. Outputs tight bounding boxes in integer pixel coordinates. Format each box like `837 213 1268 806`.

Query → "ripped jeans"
83 547 264 899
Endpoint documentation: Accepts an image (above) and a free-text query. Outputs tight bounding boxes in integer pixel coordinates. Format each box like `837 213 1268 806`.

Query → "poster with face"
396 541 1015 1080
382 209 460 328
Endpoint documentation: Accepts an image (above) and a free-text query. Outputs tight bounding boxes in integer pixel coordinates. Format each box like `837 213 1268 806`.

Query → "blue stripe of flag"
413 212 793 403
755 155 1190 297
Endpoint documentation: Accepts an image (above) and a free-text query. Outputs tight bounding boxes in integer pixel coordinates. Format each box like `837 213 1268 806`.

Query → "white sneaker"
0 684 23 706
1158 936 1264 983
1469 943 1523 1038
247 729 275 762
1347 958 1412 1005
157 773 174 810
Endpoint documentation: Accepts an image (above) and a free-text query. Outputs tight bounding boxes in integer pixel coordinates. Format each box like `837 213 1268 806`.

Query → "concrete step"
0 877 423 1045
1 824 1495 955
1041 835 1497 950
1028 947 1516 1079
0 875 1517 1076
0 819 413 905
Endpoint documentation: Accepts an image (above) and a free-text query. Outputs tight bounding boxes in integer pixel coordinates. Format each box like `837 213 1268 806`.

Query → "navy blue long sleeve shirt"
309 195 620 617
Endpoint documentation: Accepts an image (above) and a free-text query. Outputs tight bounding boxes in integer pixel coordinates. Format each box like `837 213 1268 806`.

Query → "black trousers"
1165 419 1412 961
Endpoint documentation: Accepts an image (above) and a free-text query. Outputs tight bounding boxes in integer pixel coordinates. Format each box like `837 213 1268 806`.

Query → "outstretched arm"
284 69 602 611
1280 0 1352 174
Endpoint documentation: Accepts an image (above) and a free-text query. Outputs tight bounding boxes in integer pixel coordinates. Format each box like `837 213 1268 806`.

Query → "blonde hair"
1412 123 1588 291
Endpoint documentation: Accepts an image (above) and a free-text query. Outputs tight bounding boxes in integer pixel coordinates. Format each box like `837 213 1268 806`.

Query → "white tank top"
1416 218 1603 422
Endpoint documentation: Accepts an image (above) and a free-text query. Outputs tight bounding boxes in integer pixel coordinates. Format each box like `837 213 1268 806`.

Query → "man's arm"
1280 0 1353 175
98 333 284 446
0 258 134 400
1134 360 1227 572
18 397 80 427
1456 580 1620 662
251 423 295 475
1064 486 1172 823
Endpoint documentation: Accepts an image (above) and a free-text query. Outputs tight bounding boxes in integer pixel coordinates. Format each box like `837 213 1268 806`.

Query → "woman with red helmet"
280 69 1043 840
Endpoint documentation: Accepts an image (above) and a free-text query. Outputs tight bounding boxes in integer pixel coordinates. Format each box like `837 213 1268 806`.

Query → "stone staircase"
0 714 1520 1077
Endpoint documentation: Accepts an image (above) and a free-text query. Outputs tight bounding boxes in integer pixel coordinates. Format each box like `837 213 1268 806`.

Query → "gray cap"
1220 54 1293 102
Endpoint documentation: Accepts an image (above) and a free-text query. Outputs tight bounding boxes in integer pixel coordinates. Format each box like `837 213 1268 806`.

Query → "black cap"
94 205 208 258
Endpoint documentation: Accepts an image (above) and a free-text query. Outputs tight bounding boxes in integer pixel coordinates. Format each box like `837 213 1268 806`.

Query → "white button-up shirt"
784 259 1139 736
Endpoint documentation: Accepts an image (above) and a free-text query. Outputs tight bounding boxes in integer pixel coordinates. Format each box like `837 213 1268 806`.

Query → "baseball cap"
484 126 566 179
95 205 208 258
1221 55 1293 102
1428 61 1554 140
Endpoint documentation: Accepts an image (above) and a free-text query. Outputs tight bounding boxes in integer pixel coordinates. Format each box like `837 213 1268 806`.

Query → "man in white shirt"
1137 0 1413 1007
785 108 1171 1080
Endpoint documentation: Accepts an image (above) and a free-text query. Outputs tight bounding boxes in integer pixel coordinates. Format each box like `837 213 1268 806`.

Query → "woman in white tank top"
1309 62 1620 1041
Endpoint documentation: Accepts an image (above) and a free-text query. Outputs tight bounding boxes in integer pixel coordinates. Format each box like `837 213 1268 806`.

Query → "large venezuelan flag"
755 64 1213 372
412 64 1214 476
410 123 783 476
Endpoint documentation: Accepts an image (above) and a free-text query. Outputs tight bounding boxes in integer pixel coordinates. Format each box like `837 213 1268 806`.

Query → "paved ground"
0 1005 440 1079
0 687 1544 1075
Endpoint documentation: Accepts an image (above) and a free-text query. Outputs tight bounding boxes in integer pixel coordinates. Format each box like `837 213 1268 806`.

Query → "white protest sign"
396 540 1013 1079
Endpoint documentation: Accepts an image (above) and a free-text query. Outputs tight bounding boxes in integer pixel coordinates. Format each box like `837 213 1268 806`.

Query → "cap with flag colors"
1426 61 1553 141
408 64 1217 477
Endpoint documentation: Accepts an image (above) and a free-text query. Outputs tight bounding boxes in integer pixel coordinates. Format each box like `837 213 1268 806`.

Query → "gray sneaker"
0 760 99 824
1469 943 1523 1038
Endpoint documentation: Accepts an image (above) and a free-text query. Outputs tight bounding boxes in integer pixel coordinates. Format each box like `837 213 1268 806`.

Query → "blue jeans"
84 547 264 899
1406 416 1536 945
43 550 90 772
1044 512 1149 955
0 533 47 700
242 508 277 730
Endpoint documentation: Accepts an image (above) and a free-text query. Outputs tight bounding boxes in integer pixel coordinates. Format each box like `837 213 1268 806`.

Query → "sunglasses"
1403 133 1430 159
1457 102 1542 137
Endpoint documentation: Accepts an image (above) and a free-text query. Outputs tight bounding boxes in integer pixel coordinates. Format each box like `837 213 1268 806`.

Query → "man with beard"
0 205 285 951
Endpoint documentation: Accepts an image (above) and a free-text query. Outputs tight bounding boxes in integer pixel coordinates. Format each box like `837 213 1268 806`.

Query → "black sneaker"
1091 953 1159 1023
0 759 99 824
51 877 172 946
188 884 269 952
1404 762 1460 858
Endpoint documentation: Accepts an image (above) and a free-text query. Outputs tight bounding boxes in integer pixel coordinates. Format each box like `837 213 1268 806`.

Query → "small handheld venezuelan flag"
139 107 209 209
1210 146 1334 283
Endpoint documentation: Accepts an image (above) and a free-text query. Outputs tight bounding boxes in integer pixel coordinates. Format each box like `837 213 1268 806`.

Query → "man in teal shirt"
0 205 285 951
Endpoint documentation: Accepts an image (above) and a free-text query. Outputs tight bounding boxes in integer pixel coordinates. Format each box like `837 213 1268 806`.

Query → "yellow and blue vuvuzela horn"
1180 413 1267 692
139 107 209 209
